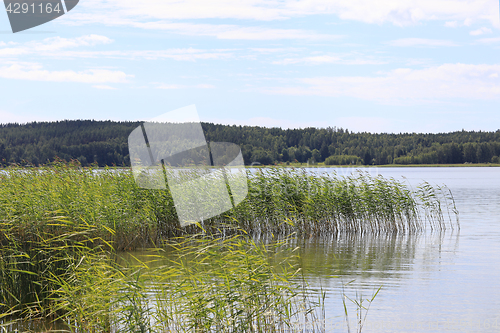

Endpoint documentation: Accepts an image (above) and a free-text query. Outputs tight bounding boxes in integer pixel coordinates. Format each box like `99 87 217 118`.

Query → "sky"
0 0 499 133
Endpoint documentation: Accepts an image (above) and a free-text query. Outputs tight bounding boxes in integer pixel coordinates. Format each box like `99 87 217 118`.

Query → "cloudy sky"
0 0 499 133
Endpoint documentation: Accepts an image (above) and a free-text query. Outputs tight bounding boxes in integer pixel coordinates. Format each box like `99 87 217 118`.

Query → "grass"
0 162 458 251
1 226 328 332
239 168 458 234
0 162 458 331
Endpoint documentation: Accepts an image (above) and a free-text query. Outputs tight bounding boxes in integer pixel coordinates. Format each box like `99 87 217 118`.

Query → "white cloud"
273 54 387 65
75 49 235 61
136 22 339 40
386 38 459 47
30 35 113 51
0 35 113 58
0 41 17 47
476 37 500 44
470 27 493 35
0 36 236 61
72 0 500 27
258 63 500 103
65 17 340 40
0 62 132 83
74 0 290 21
445 17 483 28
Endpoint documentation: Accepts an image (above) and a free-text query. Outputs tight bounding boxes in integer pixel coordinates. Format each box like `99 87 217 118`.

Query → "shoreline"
2 163 500 170
250 163 500 168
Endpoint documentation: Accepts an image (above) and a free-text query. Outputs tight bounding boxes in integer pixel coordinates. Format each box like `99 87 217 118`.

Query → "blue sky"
0 0 499 133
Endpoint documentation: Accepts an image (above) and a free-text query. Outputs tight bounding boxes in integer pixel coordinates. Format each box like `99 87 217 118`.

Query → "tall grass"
231 168 458 234
0 216 107 329
0 162 179 251
1 226 326 332
0 162 458 331
0 163 458 252
67 232 326 333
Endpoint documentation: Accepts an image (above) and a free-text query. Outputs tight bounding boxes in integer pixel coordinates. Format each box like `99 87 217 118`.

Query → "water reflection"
116 230 459 293
289 231 458 278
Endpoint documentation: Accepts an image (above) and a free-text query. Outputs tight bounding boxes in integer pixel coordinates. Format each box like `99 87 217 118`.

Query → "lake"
298 167 500 332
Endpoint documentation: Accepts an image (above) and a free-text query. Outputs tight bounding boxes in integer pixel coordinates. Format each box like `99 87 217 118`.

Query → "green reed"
0 216 107 326
0 163 458 252
0 162 457 331
229 168 458 235
62 233 324 333
1 225 326 332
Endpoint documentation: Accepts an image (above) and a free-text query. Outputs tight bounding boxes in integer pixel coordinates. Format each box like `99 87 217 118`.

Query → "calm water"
301 167 500 332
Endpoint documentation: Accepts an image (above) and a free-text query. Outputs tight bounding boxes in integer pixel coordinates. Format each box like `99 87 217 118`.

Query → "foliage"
325 155 362 165
2 120 500 166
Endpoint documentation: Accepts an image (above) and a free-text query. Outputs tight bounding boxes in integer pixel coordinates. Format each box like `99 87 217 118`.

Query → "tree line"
1 120 500 167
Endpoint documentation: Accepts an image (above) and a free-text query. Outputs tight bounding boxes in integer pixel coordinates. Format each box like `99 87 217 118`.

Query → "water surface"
303 167 500 332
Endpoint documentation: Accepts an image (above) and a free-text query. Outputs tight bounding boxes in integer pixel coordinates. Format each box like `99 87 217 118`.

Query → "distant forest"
1 120 500 166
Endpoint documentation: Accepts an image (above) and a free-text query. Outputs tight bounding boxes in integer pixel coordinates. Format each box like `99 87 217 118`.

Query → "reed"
0 216 108 328
0 163 458 252
0 162 457 331
1 226 327 332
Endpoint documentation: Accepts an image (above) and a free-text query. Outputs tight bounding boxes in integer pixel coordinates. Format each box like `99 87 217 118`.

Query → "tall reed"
0 216 108 327
226 168 458 235
2 226 327 332
0 163 458 331
0 163 457 249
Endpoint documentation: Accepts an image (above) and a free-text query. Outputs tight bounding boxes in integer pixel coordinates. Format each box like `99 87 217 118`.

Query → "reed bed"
0 163 458 251
0 217 107 329
0 163 457 331
231 168 458 235
1 226 326 332
59 233 326 333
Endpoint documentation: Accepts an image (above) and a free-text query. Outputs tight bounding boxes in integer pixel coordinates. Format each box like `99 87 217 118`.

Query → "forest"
1 120 500 166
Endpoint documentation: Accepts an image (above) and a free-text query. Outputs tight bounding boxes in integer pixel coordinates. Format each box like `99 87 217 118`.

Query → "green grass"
1 226 327 332
0 162 457 331
0 162 458 251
